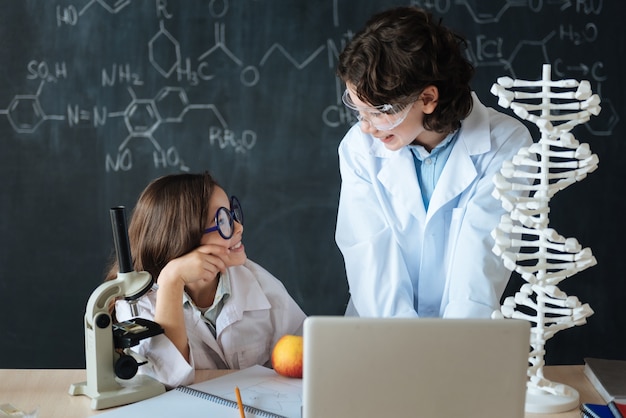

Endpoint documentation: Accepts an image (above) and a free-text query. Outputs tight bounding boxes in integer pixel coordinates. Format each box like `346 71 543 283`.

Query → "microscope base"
69 374 166 410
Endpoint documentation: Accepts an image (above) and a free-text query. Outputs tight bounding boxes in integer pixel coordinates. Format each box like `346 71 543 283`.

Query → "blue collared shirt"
408 129 460 210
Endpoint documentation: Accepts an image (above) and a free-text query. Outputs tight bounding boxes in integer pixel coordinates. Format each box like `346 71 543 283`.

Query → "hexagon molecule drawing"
490 64 600 414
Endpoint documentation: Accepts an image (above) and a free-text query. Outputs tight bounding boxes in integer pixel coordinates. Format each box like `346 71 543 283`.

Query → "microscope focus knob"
95 313 111 329
114 354 139 380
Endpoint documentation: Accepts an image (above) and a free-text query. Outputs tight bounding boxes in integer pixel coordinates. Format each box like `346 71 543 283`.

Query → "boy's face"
201 186 247 268
347 83 444 152
363 101 427 151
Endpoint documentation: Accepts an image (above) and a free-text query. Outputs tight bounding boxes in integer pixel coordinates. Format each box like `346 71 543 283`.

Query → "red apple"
271 335 303 378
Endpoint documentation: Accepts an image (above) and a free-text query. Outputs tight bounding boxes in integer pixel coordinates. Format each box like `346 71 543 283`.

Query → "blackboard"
0 1 624 368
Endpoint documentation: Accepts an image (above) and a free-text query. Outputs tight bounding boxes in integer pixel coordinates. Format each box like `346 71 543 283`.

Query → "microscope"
69 207 166 410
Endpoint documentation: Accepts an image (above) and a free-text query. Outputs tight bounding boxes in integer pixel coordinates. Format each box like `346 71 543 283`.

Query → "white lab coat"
335 93 532 319
115 259 306 389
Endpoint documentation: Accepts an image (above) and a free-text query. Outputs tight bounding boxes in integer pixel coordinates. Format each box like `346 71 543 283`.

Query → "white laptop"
302 316 530 418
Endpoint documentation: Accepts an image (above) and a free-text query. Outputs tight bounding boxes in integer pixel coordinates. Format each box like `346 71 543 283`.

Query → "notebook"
96 364 302 418
580 402 616 418
302 316 530 418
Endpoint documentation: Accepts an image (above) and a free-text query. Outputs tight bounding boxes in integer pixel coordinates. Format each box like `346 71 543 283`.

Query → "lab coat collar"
460 92 491 155
426 93 492 218
375 93 492 222
180 264 271 332
378 148 426 222
217 264 272 329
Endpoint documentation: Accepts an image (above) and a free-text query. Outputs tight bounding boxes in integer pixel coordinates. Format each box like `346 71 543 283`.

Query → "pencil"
235 386 246 418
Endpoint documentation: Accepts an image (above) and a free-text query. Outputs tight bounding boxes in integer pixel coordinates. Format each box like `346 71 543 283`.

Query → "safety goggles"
342 89 413 131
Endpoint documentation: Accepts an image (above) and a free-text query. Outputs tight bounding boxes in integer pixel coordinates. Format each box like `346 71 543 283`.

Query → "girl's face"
200 186 247 267
346 83 440 151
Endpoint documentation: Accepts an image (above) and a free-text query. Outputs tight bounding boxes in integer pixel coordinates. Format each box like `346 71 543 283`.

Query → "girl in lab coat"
335 6 533 319
105 173 306 388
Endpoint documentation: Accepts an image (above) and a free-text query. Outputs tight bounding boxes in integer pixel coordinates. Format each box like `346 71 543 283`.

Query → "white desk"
0 366 603 418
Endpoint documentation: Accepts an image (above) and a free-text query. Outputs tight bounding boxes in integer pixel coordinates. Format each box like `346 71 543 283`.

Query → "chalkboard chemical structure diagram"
107 85 256 173
0 0 619 172
420 0 618 137
0 79 65 135
2 2 267 173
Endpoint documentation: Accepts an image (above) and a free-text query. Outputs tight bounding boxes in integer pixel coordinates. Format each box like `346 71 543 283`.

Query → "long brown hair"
105 172 218 283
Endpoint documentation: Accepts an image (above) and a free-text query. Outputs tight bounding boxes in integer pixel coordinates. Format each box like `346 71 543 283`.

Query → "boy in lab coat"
335 6 533 319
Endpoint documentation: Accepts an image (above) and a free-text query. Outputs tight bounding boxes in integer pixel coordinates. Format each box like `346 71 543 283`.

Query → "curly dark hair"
337 6 474 134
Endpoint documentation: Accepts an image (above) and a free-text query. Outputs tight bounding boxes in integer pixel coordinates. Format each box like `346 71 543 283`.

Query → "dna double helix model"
490 64 600 411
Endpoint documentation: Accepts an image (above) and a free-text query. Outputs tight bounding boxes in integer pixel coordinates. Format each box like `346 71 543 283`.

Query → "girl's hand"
159 244 230 287
153 244 230 362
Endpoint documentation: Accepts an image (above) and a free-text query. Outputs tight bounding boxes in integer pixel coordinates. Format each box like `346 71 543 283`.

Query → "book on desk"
582 357 626 418
580 401 626 418
584 358 626 403
96 365 302 418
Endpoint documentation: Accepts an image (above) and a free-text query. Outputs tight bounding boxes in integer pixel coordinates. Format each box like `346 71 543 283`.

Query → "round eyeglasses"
203 196 244 239
342 89 413 131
